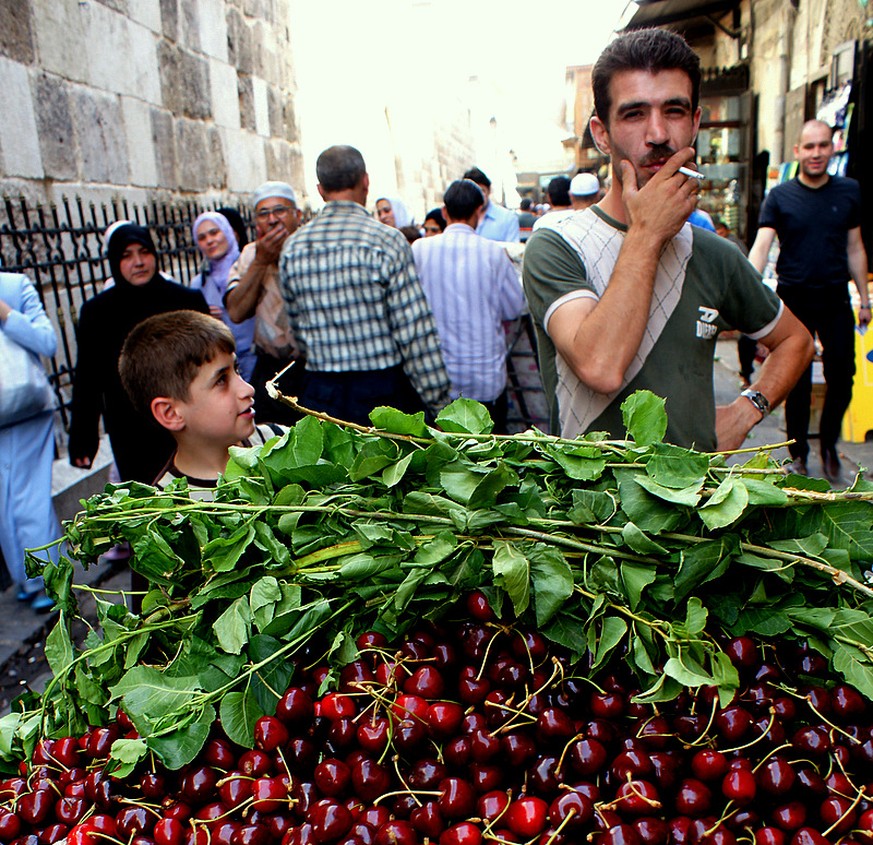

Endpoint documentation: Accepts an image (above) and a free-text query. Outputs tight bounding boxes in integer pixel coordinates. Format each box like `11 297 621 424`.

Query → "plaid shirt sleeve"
383 242 452 414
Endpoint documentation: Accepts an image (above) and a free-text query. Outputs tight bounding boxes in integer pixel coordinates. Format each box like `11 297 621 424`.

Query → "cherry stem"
822 784 866 837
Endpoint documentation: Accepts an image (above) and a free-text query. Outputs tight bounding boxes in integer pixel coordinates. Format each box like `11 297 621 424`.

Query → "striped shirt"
412 223 526 402
278 201 451 414
153 423 286 501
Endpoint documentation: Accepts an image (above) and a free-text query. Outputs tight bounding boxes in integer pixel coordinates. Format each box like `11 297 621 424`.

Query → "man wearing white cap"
226 181 303 424
569 172 600 210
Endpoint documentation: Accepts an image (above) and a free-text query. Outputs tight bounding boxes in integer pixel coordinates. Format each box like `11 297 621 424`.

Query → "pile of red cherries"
2 592 872 845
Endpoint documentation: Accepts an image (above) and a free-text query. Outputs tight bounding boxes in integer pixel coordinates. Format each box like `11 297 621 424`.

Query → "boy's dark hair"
592 29 701 125
316 145 367 191
462 167 491 190
547 176 571 207
444 179 485 221
119 310 235 417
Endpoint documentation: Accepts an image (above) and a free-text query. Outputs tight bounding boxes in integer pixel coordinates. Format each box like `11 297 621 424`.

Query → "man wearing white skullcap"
225 181 304 424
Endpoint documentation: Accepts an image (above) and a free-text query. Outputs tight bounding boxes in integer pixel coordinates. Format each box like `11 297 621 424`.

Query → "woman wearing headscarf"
375 196 415 229
190 211 256 381
0 271 61 612
68 222 209 484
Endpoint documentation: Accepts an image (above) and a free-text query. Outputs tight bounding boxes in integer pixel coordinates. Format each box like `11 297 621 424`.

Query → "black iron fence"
0 195 249 438
2 196 548 447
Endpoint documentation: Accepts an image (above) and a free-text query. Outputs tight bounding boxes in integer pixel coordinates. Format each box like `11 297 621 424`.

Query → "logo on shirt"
696 306 719 339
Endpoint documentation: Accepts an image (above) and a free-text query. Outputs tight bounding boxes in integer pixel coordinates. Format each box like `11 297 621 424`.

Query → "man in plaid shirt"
278 145 451 425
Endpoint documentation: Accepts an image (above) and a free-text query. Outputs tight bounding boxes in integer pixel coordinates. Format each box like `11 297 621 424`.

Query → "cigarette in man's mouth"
678 166 705 179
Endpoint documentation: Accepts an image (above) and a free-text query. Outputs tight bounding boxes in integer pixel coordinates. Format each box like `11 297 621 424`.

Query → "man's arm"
547 150 701 395
225 225 287 322
847 226 871 327
715 307 814 450
747 226 777 274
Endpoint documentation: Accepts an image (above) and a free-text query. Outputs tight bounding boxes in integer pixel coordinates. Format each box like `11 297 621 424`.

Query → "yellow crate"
842 314 873 443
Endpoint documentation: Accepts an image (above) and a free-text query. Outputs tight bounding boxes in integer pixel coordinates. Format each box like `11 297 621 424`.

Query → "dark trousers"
777 285 856 459
251 351 306 427
737 335 758 383
481 390 509 434
301 365 426 427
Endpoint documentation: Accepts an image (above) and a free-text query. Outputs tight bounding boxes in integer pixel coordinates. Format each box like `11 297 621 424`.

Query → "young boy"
119 310 285 500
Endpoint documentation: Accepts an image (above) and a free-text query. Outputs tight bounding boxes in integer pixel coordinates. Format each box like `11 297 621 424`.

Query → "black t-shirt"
758 176 861 288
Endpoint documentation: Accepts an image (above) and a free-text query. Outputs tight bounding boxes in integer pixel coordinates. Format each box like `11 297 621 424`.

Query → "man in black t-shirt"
749 120 871 481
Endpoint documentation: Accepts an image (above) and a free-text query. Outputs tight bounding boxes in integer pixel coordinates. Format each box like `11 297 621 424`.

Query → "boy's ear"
150 396 186 432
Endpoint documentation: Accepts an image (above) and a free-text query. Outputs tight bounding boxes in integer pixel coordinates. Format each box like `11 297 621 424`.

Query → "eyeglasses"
255 204 294 220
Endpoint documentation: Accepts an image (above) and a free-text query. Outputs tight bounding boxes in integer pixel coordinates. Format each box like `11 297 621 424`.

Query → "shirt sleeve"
716 239 782 336
383 242 452 414
502 211 521 243
496 253 526 322
2 275 57 358
522 228 590 334
757 189 780 229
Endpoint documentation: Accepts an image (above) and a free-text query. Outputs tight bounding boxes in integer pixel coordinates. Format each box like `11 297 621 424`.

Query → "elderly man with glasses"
225 181 304 424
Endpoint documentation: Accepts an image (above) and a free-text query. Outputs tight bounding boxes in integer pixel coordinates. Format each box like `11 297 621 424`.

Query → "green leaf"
435 398 493 434
615 470 684 534
202 523 256 574
568 489 617 524
634 474 703 507
742 478 790 506
542 613 588 660
383 452 415 488
621 390 667 445
349 440 398 482
110 668 202 735
147 704 213 770
248 634 297 713
833 644 873 700
663 654 713 688
108 738 148 778
675 538 737 600
646 443 710 489
673 597 708 637
440 462 486 505
369 406 428 437
44 616 75 677
468 463 519 510
219 689 264 748
621 561 657 611
213 596 252 655
529 546 574 626
621 523 668 556
699 477 749 530
591 616 628 672
546 445 607 481
274 415 322 467
492 541 530 616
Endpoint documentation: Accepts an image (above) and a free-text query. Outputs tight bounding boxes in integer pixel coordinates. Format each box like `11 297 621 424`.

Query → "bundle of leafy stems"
5 390 873 773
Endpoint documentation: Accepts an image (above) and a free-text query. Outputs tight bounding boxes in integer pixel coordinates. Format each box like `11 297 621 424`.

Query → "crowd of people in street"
1 27 870 619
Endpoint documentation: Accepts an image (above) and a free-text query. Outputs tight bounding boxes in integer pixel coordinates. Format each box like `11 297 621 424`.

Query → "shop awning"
622 0 741 31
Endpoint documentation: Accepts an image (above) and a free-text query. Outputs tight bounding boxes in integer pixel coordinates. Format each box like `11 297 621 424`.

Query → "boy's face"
173 350 256 446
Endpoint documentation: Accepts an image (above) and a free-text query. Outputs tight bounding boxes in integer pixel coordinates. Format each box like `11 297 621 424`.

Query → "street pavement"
1 337 871 711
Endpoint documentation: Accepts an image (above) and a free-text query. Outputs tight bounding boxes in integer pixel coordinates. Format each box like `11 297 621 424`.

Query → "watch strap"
741 388 770 419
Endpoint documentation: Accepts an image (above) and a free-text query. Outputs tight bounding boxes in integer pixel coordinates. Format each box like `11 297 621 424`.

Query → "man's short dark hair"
592 29 701 125
316 145 366 191
547 176 571 207
444 179 485 221
119 310 236 417
520 198 533 211
463 167 491 190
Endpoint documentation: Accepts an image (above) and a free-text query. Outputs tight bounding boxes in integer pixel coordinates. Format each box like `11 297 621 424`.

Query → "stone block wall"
0 0 305 209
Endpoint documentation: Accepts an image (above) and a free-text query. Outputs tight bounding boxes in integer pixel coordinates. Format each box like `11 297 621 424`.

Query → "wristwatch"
741 388 770 420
